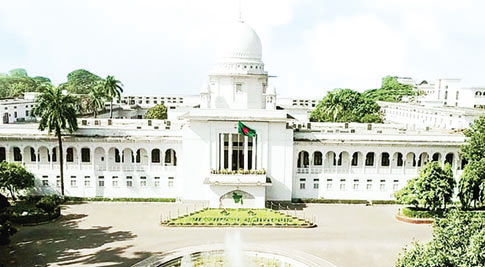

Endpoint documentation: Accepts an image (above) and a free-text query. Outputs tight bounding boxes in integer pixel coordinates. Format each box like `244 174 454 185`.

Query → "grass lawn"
162 208 314 227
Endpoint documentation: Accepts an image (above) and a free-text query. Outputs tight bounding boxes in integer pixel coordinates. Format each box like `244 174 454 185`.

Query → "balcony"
204 174 270 186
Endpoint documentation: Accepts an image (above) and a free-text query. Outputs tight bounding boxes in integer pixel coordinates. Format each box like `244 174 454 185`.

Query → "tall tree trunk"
57 128 65 196
110 99 113 119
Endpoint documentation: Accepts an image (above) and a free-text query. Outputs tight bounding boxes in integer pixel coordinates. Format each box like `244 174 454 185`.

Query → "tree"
0 162 35 201
144 103 168 120
395 162 455 211
89 83 106 118
364 76 415 102
310 89 382 123
100 75 123 119
60 69 102 94
396 210 485 267
462 116 485 162
0 68 50 98
458 159 485 209
32 85 78 196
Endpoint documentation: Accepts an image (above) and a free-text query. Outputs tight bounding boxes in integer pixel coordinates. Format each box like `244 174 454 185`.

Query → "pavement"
0 202 432 267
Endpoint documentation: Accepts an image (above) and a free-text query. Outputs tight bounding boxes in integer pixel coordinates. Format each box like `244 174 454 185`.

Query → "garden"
162 208 315 227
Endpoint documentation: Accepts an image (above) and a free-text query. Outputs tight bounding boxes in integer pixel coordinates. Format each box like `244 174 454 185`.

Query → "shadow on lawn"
0 209 151 267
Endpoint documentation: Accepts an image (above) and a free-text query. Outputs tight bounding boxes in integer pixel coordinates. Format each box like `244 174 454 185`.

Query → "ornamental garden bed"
161 208 316 228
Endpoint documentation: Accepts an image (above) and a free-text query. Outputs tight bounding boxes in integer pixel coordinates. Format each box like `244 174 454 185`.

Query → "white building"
0 20 469 208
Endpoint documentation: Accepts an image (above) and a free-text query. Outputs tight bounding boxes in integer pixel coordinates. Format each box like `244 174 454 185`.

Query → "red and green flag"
238 121 256 137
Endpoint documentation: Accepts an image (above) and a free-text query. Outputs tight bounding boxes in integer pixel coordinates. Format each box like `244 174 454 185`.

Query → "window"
300 183 306 190
380 183 386 191
151 149 160 163
299 178 306 190
98 176 105 187
326 183 332 190
126 176 133 187
365 152 375 166
168 177 174 187
140 176 147 187
236 83 243 92
340 184 346 191
351 152 359 166
25 110 29 116
397 153 403 167
42 176 48 186
353 183 359 190
81 148 90 163
136 149 141 163
115 149 121 163
313 152 322 166
154 176 160 187
366 184 372 190
13 147 22 161
56 176 60 187
313 178 319 189
66 148 74 162
393 183 399 191
30 147 36 162
14 111 17 118
70 176 77 187
165 149 177 166
381 153 390 166
112 176 119 187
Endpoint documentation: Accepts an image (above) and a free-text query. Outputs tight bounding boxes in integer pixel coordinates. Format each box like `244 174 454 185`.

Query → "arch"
51 147 58 162
325 151 336 167
165 149 177 166
339 151 350 167
94 147 105 165
136 148 148 164
122 148 134 163
365 152 375 166
417 152 429 167
151 148 161 163
351 152 363 167
445 153 454 166
381 152 390 167
0 147 5 162
432 152 441 162
476 91 482 97
108 147 121 163
37 146 50 163
66 147 77 163
406 152 416 167
219 189 255 208
23 146 36 163
297 151 309 168
12 147 22 162
393 152 404 167
81 147 91 163
312 151 322 166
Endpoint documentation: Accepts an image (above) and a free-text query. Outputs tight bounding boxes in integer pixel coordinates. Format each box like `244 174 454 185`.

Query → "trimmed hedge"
10 207 61 225
401 207 444 219
371 200 397 205
65 197 176 203
295 198 368 204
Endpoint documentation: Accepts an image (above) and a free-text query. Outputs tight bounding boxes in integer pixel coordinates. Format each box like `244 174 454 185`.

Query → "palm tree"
32 85 78 196
89 83 106 118
101 76 123 119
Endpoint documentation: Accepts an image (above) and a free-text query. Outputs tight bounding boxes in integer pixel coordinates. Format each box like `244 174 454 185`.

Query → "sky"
1 0 485 97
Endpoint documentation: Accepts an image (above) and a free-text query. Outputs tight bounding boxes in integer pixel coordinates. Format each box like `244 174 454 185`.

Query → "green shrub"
300 198 368 204
401 207 444 218
371 200 397 205
65 197 176 202
36 195 64 213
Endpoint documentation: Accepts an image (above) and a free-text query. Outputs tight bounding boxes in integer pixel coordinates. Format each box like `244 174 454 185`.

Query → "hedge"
65 197 176 203
294 198 368 204
401 207 445 219
10 207 61 225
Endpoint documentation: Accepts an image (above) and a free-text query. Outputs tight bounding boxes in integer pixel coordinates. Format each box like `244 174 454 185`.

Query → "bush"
36 195 64 213
401 207 444 219
371 200 397 205
298 198 368 204
64 197 176 202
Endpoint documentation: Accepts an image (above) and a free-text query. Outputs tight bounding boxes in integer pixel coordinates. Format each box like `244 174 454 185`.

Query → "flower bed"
162 208 315 228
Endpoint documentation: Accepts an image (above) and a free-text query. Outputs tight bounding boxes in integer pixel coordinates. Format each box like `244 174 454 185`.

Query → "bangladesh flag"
238 121 256 137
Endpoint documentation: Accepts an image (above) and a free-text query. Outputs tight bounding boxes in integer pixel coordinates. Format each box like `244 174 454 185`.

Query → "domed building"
0 19 469 208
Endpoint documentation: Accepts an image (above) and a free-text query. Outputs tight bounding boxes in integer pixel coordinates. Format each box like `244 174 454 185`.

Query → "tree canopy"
364 76 415 102
395 162 455 211
310 88 383 123
145 104 168 120
60 69 103 95
0 68 51 98
0 162 35 201
396 210 485 267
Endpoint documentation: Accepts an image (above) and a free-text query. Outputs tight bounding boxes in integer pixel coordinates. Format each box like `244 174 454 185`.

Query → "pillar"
244 136 248 170
228 134 232 171
251 136 256 170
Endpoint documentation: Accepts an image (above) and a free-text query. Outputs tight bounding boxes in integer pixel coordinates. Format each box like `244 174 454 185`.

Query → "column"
251 136 256 170
49 150 53 170
335 153 339 175
244 136 248 170
35 149 39 170
6 148 11 162
375 153 379 174
389 155 393 174
91 148 95 171
228 134 232 171
105 150 109 171
220 133 225 170
349 152 353 174
78 150 81 170
402 154 406 174
415 154 418 173
148 148 152 171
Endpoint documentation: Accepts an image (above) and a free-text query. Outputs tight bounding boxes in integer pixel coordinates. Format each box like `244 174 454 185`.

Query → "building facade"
0 20 469 208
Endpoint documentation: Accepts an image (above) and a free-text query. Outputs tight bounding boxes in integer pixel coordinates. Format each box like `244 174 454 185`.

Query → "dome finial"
238 0 243 22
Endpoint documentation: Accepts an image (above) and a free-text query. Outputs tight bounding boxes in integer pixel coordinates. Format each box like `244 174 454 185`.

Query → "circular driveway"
0 202 432 267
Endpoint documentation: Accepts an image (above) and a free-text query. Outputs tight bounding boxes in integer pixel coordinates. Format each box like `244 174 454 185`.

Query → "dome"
216 21 262 64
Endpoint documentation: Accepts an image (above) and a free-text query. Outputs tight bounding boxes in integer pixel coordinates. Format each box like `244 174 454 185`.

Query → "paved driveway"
0 202 432 267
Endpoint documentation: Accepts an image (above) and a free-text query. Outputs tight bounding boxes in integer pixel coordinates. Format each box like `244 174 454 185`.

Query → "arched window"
66 148 74 162
313 151 322 166
30 147 36 162
396 153 403 167
151 149 160 163
381 153 390 166
445 153 454 165
52 148 57 162
0 147 5 162
136 149 141 163
297 151 309 168
351 152 359 166
432 153 440 162
365 152 375 166
165 149 177 166
13 147 21 161
114 149 121 163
